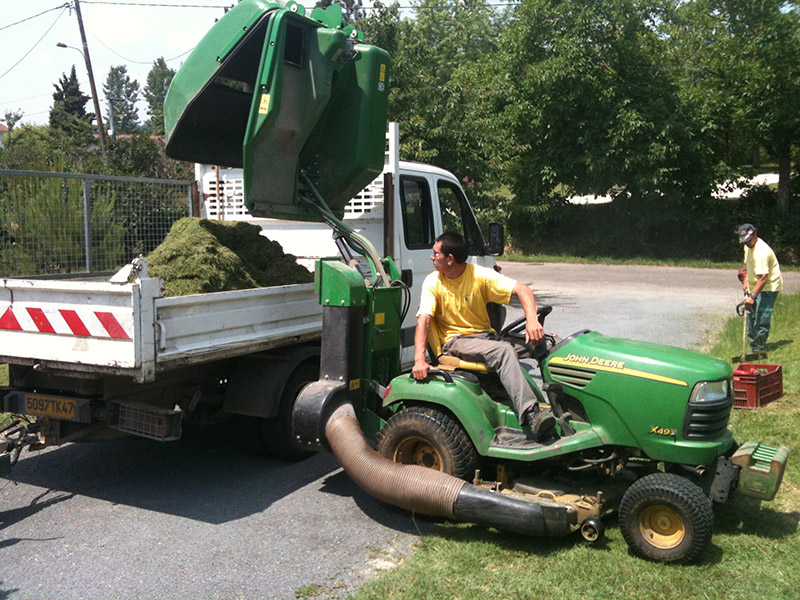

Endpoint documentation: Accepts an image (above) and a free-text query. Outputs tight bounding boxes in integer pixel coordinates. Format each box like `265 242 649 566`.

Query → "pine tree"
49 65 94 142
104 65 141 135
143 57 176 136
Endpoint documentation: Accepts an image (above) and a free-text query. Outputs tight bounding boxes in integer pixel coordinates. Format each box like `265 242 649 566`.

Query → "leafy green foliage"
669 0 800 211
0 126 66 172
358 0 512 212
103 135 192 180
104 65 141 135
143 57 175 136
503 0 718 206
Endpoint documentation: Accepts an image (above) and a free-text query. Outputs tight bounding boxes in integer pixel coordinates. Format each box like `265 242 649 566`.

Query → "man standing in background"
738 223 783 357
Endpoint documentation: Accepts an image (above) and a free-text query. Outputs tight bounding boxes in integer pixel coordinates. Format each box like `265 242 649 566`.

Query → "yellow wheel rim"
639 505 686 549
394 437 443 470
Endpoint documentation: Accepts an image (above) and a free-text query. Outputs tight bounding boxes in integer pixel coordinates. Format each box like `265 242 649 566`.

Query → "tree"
0 125 66 171
2 110 23 132
49 65 95 143
143 57 176 136
670 0 800 211
358 0 511 212
502 0 717 205
104 65 141 135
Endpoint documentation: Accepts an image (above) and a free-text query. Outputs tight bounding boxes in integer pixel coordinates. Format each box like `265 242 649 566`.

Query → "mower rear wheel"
619 473 713 564
377 406 477 481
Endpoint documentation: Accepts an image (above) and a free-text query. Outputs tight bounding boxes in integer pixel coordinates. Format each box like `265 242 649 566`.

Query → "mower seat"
427 320 494 373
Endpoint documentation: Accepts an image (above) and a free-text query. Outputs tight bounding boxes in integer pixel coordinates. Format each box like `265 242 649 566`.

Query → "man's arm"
413 313 432 380
512 281 544 345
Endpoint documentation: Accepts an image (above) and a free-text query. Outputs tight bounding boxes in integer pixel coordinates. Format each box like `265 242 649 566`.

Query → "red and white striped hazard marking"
0 305 131 339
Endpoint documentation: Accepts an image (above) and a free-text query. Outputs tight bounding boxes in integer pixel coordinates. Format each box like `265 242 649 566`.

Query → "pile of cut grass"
146 217 313 297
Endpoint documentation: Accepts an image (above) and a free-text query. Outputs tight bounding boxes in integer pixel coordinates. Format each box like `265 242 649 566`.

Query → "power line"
80 0 518 10
88 27 196 64
0 3 70 32
0 94 53 106
82 1 232 7
0 7 69 81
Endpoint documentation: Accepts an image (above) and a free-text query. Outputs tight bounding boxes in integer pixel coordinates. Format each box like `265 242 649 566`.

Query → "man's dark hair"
437 231 469 263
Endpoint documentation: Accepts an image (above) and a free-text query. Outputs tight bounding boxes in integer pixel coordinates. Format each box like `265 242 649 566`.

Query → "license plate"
24 394 78 420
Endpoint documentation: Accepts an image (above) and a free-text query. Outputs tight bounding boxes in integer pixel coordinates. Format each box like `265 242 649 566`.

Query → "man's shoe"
530 409 556 442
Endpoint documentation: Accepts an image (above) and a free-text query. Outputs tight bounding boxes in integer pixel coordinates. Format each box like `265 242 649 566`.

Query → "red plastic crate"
733 363 783 409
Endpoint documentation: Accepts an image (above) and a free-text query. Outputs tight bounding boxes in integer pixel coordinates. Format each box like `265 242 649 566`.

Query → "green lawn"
347 294 800 600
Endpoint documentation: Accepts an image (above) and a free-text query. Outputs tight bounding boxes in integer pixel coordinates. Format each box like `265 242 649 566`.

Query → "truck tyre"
259 363 319 461
619 473 713 564
376 406 477 481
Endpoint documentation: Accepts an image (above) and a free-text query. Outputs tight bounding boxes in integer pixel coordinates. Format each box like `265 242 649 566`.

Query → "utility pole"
73 0 107 154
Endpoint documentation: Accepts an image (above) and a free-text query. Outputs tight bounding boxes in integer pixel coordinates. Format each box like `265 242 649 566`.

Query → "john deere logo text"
564 353 627 369
650 425 677 437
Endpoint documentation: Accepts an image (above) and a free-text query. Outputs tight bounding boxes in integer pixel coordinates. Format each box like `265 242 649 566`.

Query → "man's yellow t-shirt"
744 238 783 293
417 263 516 343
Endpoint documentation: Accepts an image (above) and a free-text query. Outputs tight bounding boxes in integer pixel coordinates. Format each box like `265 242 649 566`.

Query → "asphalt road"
2 262 798 599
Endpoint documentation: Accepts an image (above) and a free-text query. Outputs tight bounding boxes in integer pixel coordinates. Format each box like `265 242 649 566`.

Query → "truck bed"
0 276 321 383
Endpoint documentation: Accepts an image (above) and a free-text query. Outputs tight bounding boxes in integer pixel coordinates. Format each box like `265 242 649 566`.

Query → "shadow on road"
1 424 344 525
0 488 73 535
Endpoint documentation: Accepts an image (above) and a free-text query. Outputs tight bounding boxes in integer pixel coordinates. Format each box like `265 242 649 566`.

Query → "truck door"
394 170 494 366
394 174 435 362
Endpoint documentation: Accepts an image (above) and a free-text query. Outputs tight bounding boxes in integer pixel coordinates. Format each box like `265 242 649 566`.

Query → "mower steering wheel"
500 304 553 340
499 304 556 356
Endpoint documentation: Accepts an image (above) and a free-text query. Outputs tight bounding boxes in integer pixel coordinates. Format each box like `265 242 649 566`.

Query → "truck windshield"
438 180 485 256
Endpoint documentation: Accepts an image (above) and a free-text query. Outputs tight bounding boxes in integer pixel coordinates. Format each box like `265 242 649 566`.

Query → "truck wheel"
376 406 477 481
259 363 319 461
619 473 713 564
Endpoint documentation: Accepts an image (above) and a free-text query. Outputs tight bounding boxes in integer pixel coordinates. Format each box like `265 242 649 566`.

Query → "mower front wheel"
377 406 477 481
619 473 713 564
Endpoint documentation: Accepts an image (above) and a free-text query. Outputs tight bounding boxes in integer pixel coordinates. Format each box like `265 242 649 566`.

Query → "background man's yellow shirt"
744 238 783 293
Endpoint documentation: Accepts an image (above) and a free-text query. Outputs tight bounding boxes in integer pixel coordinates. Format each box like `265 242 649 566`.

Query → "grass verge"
502 252 800 271
352 295 800 600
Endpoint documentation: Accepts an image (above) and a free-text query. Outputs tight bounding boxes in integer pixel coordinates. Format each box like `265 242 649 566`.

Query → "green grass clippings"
146 217 314 297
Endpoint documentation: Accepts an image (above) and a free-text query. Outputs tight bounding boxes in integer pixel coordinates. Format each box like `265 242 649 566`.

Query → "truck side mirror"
487 222 504 256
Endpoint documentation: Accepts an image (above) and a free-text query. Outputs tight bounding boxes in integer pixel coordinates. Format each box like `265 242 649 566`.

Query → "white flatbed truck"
0 124 500 465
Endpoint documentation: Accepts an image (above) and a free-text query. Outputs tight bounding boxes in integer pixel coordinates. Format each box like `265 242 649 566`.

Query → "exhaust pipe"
323 403 571 537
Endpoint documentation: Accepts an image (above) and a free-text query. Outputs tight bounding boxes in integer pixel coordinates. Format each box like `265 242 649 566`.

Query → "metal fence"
0 170 194 277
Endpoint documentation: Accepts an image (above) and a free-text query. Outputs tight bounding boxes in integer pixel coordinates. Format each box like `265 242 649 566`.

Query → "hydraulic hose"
324 404 571 537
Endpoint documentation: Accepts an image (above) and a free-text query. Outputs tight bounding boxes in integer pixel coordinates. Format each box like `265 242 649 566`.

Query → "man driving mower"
412 232 557 441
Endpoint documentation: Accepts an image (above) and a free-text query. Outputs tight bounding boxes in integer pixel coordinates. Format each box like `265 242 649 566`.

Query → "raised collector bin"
733 363 783 409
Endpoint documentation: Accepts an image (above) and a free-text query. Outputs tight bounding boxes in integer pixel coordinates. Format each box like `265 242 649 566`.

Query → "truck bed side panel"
154 283 321 365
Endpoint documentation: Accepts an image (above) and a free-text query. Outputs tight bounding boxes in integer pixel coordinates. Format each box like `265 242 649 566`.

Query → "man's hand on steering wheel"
526 320 545 345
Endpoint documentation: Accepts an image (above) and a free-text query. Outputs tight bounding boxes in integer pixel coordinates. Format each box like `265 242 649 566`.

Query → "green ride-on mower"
375 303 790 564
